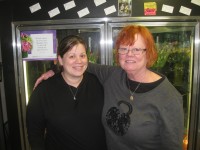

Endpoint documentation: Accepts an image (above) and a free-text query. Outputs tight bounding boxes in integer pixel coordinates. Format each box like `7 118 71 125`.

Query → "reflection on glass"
23 60 56 104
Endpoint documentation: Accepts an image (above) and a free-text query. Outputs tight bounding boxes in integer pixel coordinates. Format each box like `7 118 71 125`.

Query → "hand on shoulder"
33 70 55 90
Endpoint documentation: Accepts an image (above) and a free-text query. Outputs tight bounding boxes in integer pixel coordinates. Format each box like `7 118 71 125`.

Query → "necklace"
68 84 79 100
61 72 81 100
127 78 141 101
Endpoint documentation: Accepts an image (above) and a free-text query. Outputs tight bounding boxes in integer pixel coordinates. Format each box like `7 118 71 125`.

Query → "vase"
22 51 28 58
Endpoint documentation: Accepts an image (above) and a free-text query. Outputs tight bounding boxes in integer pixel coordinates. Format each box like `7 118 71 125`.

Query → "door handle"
0 62 2 82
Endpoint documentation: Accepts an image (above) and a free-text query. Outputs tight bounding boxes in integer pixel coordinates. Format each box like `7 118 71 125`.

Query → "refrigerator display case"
12 21 106 150
12 17 200 150
107 22 195 150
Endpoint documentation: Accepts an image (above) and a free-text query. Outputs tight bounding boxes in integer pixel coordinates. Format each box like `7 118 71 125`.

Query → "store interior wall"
11 0 200 21
1 0 200 150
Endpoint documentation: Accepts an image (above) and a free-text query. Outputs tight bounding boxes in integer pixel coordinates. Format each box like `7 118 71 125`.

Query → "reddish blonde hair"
115 25 158 67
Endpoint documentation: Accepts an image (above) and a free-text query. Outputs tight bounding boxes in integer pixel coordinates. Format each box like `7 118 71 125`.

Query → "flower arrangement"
21 33 33 58
87 50 98 63
152 44 170 69
152 42 190 70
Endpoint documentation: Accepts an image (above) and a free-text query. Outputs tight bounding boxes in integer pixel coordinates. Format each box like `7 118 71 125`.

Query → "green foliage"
87 50 98 63
152 43 190 70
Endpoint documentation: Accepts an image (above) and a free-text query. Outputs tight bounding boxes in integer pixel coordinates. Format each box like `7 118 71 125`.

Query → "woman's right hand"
33 70 55 90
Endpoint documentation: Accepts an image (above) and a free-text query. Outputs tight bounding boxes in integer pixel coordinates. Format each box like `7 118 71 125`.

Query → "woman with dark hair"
26 35 107 150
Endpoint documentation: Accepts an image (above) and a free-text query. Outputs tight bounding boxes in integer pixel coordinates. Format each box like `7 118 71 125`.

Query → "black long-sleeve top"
26 72 107 150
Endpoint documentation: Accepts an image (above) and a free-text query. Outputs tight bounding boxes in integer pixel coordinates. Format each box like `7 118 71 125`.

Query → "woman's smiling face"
118 34 147 74
58 43 88 78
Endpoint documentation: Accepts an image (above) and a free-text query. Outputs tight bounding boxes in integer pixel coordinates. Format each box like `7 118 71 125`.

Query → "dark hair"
115 25 158 67
57 35 87 58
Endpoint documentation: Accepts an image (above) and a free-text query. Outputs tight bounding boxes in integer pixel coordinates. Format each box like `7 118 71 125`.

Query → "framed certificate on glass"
20 30 57 60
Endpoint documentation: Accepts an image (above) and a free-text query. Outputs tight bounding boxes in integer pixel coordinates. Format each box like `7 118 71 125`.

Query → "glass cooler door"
15 23 105 150
108 21 198 150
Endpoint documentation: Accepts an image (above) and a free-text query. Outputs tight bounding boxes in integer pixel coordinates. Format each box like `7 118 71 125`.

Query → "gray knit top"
88 63 184 150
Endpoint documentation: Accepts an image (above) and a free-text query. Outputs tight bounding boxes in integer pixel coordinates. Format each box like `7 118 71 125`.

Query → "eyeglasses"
118 48 146 55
